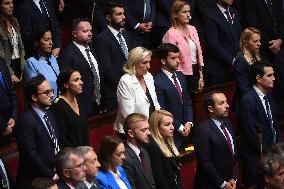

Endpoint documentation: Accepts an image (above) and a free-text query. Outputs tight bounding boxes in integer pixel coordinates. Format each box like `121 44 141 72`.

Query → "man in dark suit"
16 0 61 58
94 2 131 111
123 113 156 189
124 0 155 48
239 61 281 188
0 58 17 146
59 18 104 116
56 148 87 189
76 146 101 189
193 91 237 189
154 43 193 151
16 75 60 189
0 158 14 189
204 0 241 86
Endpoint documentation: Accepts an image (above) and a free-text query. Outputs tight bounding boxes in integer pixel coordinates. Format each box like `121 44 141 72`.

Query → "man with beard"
94 2 131 111
16 75 60 189
122 113 156 189
59 18 104 116
193 91 237 189
240 61 281 188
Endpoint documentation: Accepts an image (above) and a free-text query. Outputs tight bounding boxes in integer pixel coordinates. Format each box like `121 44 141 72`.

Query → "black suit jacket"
93 28 131 110
58 42 104 116
204 5 241 85
193 118 237 189
16 0 61 58
154 70 193 151
16 107 58 189
240 88 280 186
0 58 17 134
57 180 72 189
243 0 284 59
123 144 156 189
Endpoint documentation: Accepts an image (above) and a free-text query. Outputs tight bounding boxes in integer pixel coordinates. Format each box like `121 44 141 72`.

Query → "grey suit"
76 180 100 189
123 144 156 189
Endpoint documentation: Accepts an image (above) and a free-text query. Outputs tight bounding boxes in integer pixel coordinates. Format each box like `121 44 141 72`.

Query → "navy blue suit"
193 118 237 189
0 58 17 135
204 5 241 86
240 88 280 186
16 0 61 58
154 70 193 151
58 42 104 116
93 28 131 111
16 108 59 189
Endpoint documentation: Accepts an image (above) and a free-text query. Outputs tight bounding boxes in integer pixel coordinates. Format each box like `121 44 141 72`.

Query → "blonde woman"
145 110 182 189
114 47 160 135
232 27 261 113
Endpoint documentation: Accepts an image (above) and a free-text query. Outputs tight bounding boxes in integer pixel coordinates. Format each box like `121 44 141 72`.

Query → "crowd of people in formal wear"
1 0 284 188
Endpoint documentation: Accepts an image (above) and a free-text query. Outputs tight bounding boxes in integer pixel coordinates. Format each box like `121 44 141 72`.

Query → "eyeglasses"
67 162 85 170
37 89 54 96
85 159 98 165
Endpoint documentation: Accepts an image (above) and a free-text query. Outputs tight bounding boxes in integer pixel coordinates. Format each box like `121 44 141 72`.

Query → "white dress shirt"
109 169 128 189
107 25 129 52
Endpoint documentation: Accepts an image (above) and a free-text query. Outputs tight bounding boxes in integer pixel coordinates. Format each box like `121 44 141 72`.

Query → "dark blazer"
58 42 104 116
204 5 241 85
0 58 17 135
57 180 72 189
154 70 193 151
243 0 284 59
152 0 172 27
123 144 156 189
93 28 130 111
16 0 61 58
77 179 101 189
145 139 182 189
193 118 237 189
232 53 253 113
16 107 58 189
0 158 15 189
239 88 280 186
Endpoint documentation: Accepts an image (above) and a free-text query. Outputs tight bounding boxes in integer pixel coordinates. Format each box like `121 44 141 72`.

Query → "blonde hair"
240 27 261 64
149 110 179 157
123 47 152 75
170 0 190 27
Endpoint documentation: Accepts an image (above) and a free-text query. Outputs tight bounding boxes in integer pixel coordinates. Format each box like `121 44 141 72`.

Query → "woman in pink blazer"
162 0 204 93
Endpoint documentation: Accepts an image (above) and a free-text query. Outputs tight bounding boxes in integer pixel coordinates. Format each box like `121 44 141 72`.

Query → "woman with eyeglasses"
145 110 182 189
23 27 60 98
162 0 204 93
96 136 131 189
51 68 89 148
0 0 25 82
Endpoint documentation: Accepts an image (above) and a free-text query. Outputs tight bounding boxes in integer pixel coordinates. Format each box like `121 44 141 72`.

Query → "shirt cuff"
178 124 184 133
53 174 58 181
134 23 140 29
220 181 226 189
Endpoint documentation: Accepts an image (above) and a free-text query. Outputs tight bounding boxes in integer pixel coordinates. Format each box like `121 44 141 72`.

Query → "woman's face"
1 0 13 16
64 71 83 95
159 115 174 139
109 143 125 168
175 4 190 25
246 33 261 55
135 54 151 77
38 31 53 54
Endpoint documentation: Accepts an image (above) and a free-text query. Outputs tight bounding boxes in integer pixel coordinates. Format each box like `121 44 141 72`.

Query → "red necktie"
139 151 151 176
220 122 233 155
172 74 183 104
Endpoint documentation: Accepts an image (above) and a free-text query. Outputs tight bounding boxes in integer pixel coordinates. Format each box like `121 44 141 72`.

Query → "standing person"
0 57 17 146
193 91 237 189
16 75 60 189
123 113 156 189
96 136 131 189
146 110 182 189
203 0 241 86
232 27 262 114
154 43 193 151
59 18 104 116
114 47 160 135
163 0 204 93
24 28 60 98
240 61 281 188
94 2 131 111
0 0 25 82
51 69 89 148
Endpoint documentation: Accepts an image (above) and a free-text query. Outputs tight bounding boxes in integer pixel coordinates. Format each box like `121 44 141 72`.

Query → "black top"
51 98 89 148
145 87 155 117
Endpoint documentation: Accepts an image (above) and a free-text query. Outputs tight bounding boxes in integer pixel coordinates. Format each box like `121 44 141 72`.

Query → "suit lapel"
106 28 127 60
263 0 275 20
132 75 148 102
71 43 93 76
105 171 121 189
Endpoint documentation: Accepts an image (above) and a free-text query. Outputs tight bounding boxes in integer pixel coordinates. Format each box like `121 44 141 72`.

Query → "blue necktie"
144 0 151 22
0 72 7 90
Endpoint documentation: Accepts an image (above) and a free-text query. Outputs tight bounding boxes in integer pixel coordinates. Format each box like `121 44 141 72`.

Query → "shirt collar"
211 118 222 127
66 183 76 189
107 25 120 36
127 141 141 157
33 0 40 4
216 3 228 13
84 180 93 189
110 168 121 178
73 41 89 52
32 106 46 119
161 68 174 78
253 85 266 100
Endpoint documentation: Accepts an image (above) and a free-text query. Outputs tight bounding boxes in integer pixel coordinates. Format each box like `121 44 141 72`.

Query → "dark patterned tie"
224 10 234 34
264 95 277 143
39 0 49 18
85 48 101 105
172 73 183 104
43 113 60 154
117 32 128 59
0 159 8 189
